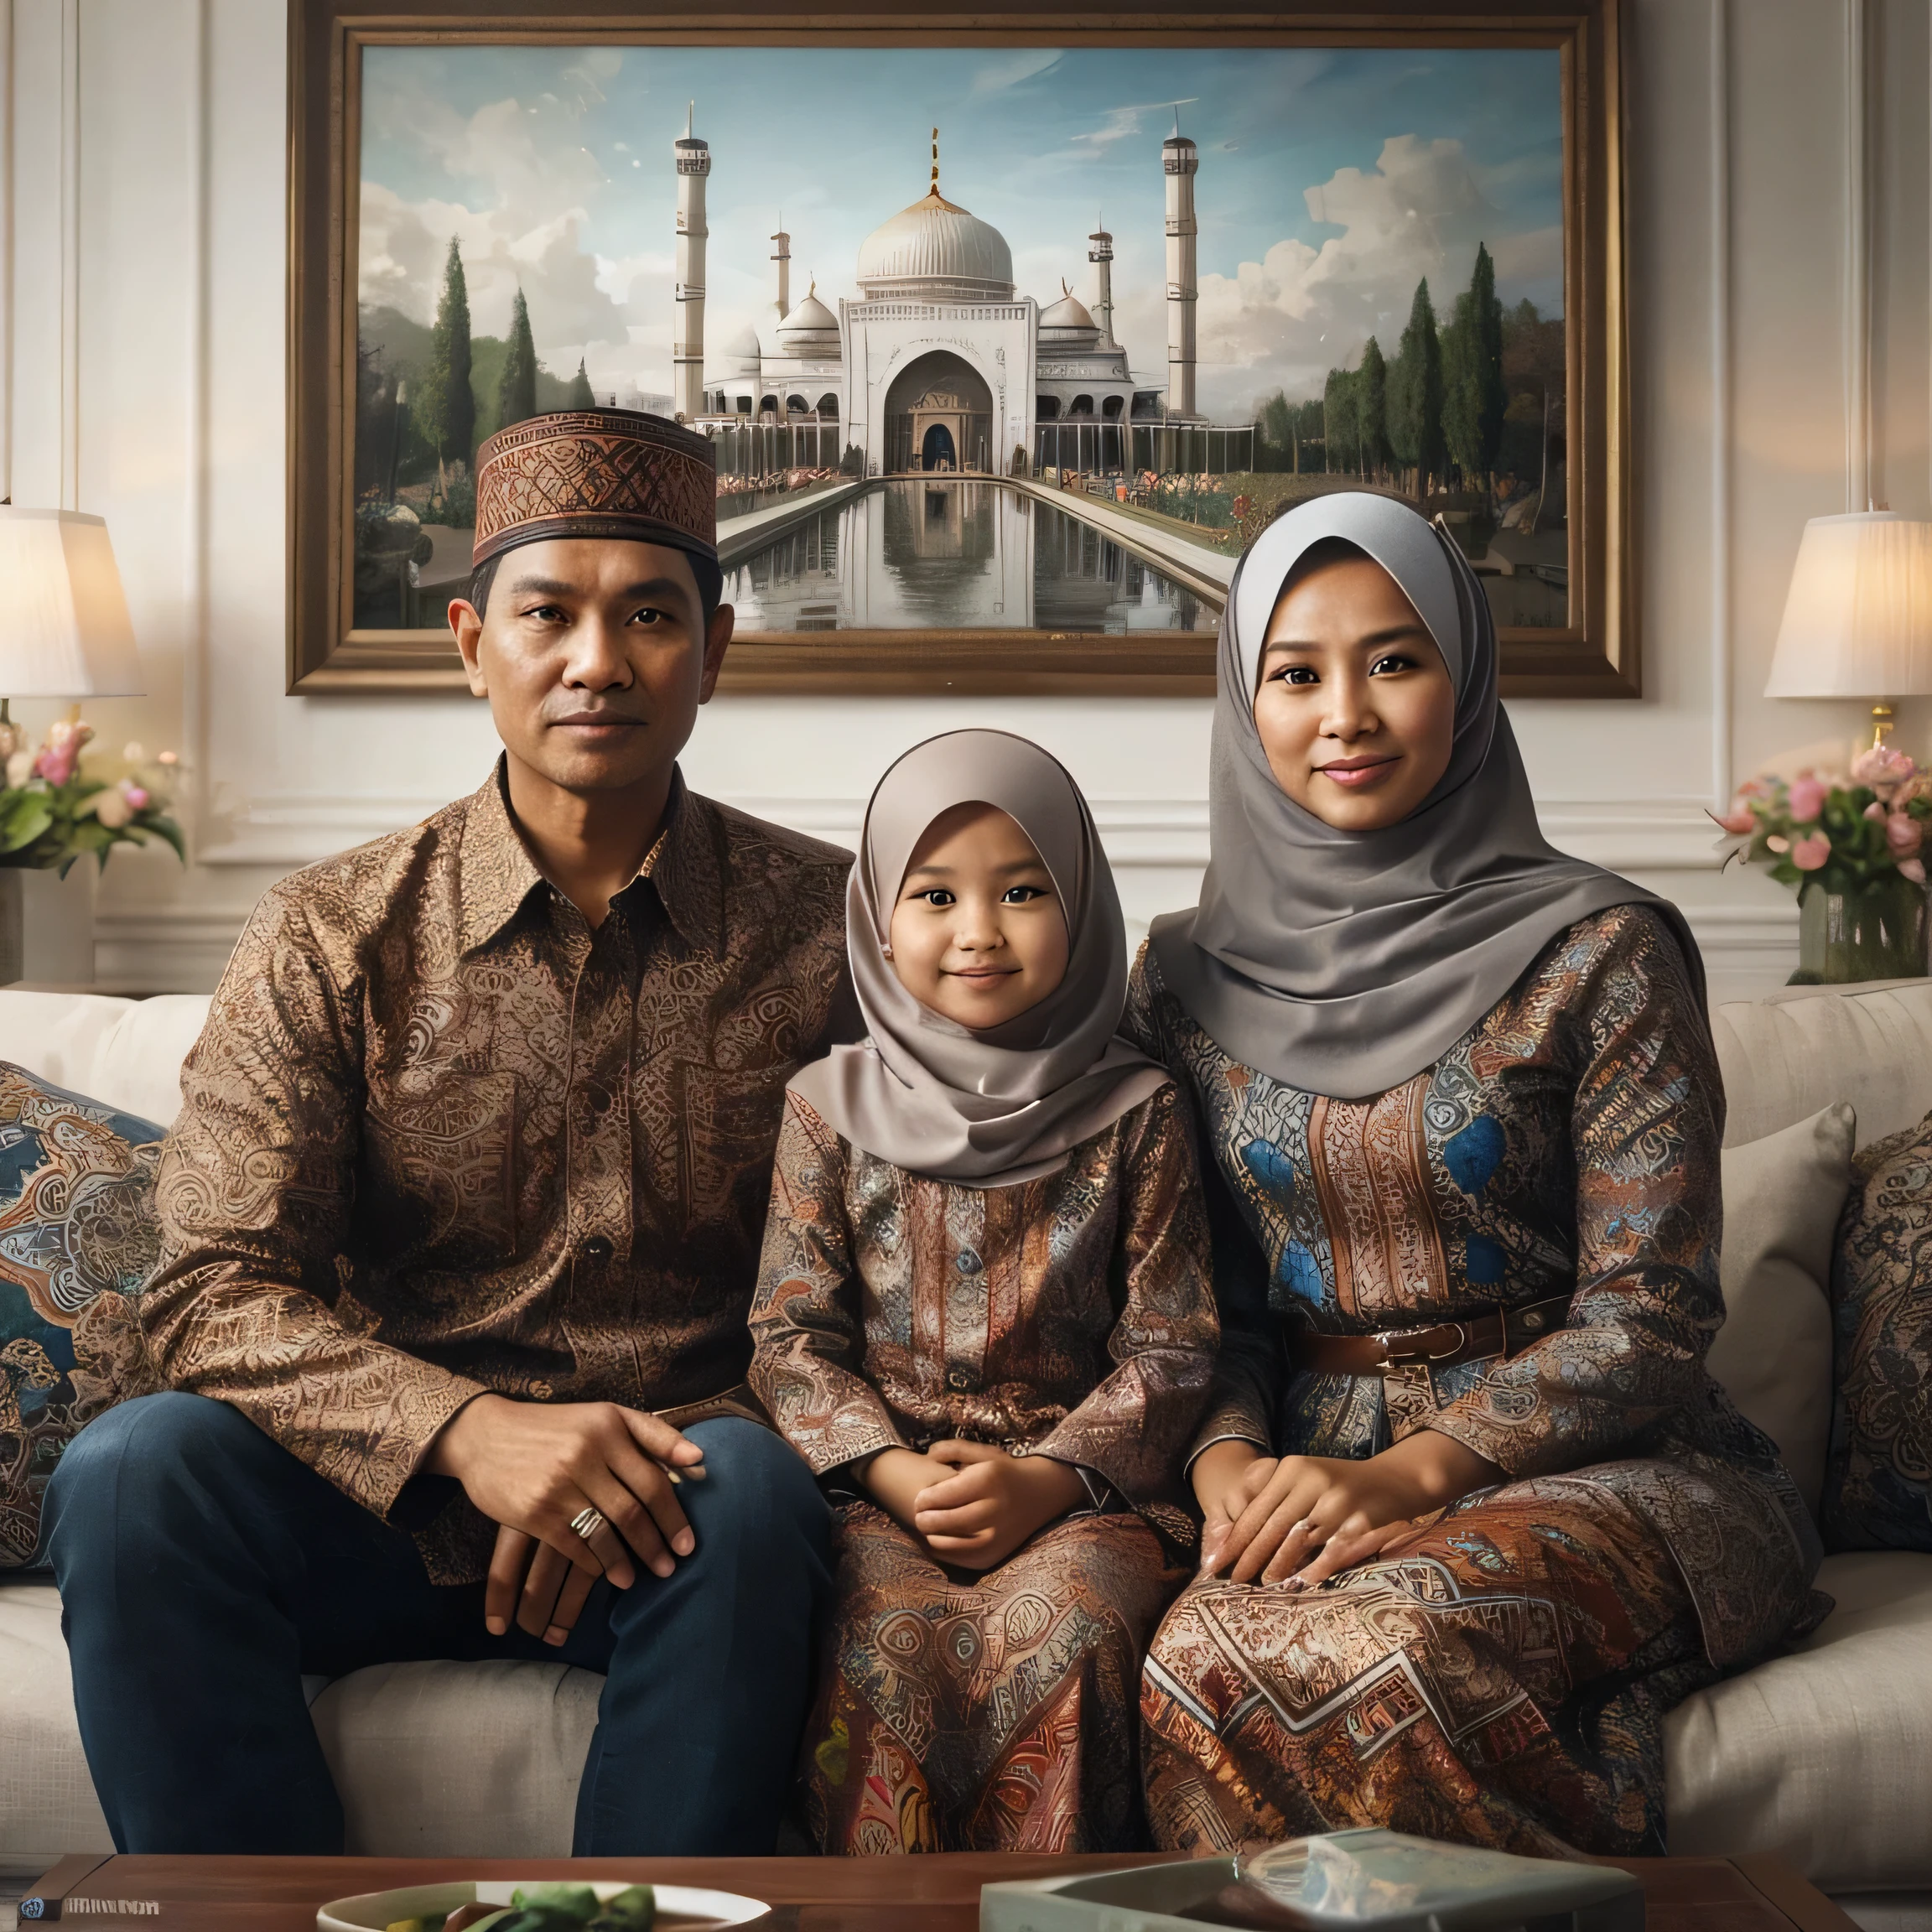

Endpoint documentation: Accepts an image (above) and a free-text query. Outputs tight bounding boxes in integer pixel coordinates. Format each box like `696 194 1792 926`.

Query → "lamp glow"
0 508 144 706
1765 511 1932 746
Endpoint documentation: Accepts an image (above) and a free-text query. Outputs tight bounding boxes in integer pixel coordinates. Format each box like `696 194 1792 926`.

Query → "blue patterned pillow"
1822 1108 1932 1551
0 1063 164 1568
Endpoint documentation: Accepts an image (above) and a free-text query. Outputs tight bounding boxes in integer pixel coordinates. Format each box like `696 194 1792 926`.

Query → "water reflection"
725 480 1211 633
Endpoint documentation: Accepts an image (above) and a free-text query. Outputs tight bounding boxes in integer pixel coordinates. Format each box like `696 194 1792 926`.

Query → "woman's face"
886 802 1071 1029
1251 553 1457 831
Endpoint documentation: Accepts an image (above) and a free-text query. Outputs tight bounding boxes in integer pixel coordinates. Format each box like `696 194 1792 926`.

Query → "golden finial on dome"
931 127 940 192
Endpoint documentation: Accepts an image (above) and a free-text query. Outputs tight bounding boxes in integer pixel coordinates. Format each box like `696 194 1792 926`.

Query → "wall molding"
195 789 1737 873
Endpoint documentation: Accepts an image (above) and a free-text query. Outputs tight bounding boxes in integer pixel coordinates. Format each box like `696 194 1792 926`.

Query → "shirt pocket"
361 1068 518 1269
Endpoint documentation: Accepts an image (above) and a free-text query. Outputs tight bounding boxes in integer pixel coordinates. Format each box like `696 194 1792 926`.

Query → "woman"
1127 494 1821 1858
750 730 1218 1854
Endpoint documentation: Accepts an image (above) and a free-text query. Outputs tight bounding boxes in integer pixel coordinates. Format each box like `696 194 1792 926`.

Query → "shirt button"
583 1236 615 1263
947 1368 971 1391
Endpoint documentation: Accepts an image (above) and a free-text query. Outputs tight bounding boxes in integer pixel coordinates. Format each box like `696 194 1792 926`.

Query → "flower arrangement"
1715 745 1932 891
0 714 184 875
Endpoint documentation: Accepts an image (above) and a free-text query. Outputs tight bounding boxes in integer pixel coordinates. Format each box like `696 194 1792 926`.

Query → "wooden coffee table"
9 1851 1864 1932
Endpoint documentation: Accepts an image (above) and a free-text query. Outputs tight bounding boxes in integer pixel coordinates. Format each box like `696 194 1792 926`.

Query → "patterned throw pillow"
0 1064 164 1568
1822 1107 1932 1551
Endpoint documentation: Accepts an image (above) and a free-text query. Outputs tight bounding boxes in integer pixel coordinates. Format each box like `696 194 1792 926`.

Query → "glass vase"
1793 871 1929 984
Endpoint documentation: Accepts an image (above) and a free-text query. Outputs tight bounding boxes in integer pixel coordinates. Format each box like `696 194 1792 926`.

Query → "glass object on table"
1793 872 1929 984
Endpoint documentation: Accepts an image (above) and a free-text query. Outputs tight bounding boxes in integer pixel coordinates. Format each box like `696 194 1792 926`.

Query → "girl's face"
886 802 1071 1029
1252 553 1457 831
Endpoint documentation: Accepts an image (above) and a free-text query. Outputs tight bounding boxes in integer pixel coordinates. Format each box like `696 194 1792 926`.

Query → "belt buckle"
1379 1322 1467 1369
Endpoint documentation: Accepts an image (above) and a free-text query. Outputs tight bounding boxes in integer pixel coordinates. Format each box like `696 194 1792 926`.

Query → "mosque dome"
720 320 763 374
776 287 839 345
1038 285 1100 346
857 184 1015 301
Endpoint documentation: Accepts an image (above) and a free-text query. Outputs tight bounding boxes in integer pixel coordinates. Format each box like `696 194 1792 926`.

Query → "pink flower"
1715 805 1757 835
1766 834 1791 854
1788 777 1827 823
1791 833 1832 870
1865 800 1888 821
1899 859 1927 883
1886 812 1924 859
1851 743 1919 794
122 784 149 811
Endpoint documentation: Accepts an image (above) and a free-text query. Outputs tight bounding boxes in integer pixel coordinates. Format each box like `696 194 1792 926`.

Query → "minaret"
1088 212 1116 348
673 101 709 422
771 215 791 321
1162 112 1198 418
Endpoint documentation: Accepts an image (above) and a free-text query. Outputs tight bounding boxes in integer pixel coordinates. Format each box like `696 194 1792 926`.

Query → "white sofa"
0 983 1927 1920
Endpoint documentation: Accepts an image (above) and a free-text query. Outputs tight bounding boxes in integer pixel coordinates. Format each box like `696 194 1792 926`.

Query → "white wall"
3 0 1925 1005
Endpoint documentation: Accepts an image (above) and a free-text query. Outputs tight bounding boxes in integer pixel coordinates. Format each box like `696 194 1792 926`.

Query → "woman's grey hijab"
790 729 1170 1187
1150 491 1704 1100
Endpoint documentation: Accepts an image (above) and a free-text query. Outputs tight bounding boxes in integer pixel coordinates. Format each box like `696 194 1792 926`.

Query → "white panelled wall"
3 0 1929 1004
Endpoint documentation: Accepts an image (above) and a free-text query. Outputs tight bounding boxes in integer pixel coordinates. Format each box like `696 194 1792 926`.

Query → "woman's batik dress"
748 1078 1218 1854
1124 905 1823 1857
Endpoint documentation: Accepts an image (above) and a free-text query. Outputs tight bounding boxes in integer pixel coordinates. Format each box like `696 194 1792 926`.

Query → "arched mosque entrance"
885 351 992 473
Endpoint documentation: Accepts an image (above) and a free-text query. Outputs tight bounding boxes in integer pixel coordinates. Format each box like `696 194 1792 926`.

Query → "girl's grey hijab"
791 729 1170 1187
1150 491 1704 1100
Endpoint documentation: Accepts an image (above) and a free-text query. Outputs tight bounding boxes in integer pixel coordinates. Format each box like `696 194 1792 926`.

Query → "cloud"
970 49 1062 94
1068 97 1196 153
1179 133 1560 413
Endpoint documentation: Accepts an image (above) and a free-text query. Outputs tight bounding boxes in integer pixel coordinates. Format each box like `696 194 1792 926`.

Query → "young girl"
748 729 1218 1855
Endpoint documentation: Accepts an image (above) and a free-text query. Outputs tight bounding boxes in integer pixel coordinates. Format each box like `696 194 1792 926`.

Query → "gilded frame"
288 0 1630 698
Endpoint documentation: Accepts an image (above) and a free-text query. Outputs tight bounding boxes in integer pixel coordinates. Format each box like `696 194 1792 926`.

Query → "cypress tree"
434 239 475 465
1322 367 1356 474
1356 336 1389 481
1441 244 1506 487
1385 278 1444 499
496 288 538 432
567 356 596 410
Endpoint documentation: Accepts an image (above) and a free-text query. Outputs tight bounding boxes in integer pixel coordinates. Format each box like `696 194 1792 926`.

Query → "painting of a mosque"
344 39 1570 666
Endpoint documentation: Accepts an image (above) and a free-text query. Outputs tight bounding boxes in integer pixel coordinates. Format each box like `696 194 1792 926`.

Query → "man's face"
449 538 733 795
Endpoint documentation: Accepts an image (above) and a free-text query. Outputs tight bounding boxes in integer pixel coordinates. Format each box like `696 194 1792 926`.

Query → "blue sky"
359 43 1562 416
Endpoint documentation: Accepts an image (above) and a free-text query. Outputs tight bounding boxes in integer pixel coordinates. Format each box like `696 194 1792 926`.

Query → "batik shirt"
1124 904 1821 1665
748 1081 1219 1538
141 761 852 1578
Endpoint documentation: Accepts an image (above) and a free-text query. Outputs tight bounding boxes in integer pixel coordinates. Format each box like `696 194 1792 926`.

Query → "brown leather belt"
1292 1292 1572 1379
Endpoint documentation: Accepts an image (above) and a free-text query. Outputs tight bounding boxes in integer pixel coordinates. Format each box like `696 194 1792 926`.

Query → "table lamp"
1764 510 1932 748
0 507 144 724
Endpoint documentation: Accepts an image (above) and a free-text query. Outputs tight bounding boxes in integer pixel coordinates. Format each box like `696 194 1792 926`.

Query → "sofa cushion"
0 1577 112 1855
1665 1550 1932 1888
0 1067 164 1570
1712 979 1932 1150
1822 1110 1932 1551
309 1658 602 1857
1706 1103 1855 1518
0 992 208 1129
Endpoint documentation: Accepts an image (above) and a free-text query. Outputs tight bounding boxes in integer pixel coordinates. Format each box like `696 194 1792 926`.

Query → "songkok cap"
471 408 718 569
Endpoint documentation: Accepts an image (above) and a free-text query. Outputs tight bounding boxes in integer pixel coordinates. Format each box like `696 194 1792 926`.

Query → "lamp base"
1867 700 1896 750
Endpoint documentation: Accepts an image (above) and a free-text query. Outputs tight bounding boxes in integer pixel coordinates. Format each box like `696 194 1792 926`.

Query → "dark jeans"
44 1390 832 1855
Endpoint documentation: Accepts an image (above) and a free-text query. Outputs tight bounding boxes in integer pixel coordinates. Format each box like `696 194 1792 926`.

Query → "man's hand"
423 1393 705 1639
1196 1430 1501 1588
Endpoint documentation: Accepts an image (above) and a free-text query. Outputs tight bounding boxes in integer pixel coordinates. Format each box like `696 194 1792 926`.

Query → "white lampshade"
0 508 143 698
1765 511 1932 699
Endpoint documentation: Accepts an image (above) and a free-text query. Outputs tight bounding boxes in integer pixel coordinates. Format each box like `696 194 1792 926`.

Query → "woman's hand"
1192 1438 1277 1576
1200 1430 1502 1587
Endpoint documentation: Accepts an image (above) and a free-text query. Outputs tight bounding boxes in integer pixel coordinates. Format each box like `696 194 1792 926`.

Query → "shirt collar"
457 761 549 958
457 757 724 958
628 768 724 957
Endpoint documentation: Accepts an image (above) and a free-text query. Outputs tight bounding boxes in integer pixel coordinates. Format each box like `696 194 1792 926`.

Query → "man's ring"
569 1506 607 1543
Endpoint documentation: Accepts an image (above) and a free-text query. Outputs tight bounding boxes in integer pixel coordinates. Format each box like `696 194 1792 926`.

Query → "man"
46 411 854 1855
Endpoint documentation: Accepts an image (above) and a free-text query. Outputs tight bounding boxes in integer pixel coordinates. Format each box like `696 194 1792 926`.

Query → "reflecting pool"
724 480 1213 633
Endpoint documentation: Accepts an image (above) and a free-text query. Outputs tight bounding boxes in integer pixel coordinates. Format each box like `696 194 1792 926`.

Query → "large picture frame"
288 0 1628 698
